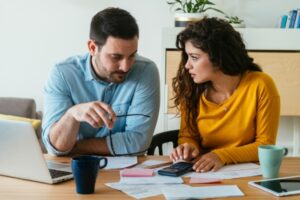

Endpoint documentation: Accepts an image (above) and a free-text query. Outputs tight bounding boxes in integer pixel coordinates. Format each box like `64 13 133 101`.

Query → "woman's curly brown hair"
172 17 262 136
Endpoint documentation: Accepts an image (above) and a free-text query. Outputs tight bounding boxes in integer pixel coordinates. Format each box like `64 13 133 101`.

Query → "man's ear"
87 40 97 55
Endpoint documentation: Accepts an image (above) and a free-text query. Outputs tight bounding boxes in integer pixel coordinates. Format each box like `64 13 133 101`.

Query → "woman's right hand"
170 143 199 162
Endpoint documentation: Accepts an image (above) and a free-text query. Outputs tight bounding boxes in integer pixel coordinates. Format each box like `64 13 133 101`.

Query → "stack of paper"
106 169 183 199
105 160 253 199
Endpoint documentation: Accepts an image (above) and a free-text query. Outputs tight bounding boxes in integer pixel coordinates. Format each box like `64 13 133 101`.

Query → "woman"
170 17 280 173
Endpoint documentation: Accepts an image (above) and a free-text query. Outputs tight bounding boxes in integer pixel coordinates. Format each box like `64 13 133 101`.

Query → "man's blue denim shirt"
42 53 160 156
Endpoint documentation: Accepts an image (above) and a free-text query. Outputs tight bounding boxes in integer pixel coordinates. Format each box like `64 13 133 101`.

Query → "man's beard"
109 71 128 83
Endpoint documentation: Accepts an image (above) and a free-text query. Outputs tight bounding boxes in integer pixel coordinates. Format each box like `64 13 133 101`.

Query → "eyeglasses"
109 114 151 156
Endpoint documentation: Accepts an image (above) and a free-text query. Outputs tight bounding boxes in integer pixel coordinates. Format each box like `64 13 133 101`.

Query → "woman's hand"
192 152 224 172
170 143 199 162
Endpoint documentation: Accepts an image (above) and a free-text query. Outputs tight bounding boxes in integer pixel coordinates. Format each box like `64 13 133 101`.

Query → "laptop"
0 119 73 184
249 175 300 196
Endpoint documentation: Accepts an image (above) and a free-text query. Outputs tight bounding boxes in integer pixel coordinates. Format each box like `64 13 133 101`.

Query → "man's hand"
170 143 199 162
69 101 116 129
192 152 224 172
49 101 116 153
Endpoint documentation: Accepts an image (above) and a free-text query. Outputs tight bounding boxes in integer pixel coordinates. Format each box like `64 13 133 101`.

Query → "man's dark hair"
89 7 139 46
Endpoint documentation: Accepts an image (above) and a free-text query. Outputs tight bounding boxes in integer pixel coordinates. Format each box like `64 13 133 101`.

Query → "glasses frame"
109 113 151 156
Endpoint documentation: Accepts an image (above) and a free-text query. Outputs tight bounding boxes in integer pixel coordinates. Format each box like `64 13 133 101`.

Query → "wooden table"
1 156 300 199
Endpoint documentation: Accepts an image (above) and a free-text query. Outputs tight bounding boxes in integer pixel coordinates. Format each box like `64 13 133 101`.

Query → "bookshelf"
161 28 300 155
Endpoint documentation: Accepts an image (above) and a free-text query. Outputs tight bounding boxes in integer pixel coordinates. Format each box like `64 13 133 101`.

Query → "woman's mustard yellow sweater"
178 71 280 164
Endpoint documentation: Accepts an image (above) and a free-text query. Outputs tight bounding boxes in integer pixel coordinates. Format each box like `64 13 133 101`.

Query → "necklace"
205 74 242 108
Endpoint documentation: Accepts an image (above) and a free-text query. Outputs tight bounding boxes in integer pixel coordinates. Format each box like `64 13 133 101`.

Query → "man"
42 7 160 156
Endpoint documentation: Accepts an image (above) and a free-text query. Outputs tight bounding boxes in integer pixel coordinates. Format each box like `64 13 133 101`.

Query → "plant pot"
174 13 205 27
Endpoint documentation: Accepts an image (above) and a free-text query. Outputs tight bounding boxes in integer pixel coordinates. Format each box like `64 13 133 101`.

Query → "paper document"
103 156 137 169
135 159 171 168
162 185 244 200
106 183 189 199
185 163 261 179
120 174 183 184
220 163 260 171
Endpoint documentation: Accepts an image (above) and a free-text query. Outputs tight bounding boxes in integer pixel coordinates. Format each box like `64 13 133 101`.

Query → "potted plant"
225 15 245 28
167 0 224 27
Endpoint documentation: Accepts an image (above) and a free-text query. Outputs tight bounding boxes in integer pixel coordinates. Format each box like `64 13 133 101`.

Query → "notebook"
0 119 73 184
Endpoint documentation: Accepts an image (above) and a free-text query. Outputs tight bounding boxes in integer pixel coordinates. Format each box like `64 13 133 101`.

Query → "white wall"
0 0 299 151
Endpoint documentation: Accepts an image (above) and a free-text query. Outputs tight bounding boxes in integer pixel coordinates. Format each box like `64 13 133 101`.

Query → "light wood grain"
1 155 300 199
165 50 300 116
249 52 300 116
166 50 181 114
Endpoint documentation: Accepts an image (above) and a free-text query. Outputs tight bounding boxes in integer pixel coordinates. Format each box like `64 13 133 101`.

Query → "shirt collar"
84 54 94 81
84 54 110 85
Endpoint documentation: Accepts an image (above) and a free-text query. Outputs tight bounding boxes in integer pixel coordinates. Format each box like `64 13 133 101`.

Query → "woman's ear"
87 40 97 55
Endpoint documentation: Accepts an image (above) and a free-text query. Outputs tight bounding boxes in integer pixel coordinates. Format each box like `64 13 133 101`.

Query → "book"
288 10 297 28
280 15 288 28
294 9 300 28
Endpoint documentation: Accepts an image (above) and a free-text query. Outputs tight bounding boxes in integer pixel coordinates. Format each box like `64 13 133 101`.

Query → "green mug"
258 145 288 179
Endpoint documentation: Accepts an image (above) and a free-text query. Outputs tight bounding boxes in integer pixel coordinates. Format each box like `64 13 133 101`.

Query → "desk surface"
1 155 300 200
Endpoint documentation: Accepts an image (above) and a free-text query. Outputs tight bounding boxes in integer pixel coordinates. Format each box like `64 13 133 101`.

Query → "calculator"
158 162 194 177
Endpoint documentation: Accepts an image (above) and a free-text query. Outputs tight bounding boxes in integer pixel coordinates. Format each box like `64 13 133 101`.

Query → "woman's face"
184 40 217 84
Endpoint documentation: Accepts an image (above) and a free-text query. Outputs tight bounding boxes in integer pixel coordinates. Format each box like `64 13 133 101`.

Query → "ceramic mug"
71 155 107 194
258 145 288 179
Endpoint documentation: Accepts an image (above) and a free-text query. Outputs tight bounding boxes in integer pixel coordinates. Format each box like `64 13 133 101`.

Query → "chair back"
0 97 46 153
147 129 179 155
0 97 36 118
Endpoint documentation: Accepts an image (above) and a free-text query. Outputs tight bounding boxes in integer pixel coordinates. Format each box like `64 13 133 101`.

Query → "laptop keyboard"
49 169 72 179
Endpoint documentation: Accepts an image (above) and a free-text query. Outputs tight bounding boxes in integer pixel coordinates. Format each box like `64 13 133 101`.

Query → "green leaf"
167 2 175 5
186 1 193 12
166 0 225 14
205 0 215 5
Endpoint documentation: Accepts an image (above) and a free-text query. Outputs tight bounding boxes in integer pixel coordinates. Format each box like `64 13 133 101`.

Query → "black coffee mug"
71 155 107 194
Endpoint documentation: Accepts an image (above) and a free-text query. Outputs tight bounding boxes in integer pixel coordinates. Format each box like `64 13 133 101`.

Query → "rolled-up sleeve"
106 61 160 155
42 65 73 156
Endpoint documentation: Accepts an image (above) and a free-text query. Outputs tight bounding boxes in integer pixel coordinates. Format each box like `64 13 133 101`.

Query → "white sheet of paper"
218 163 260 171
162 185 244 200
103 156 138 169
120 174 183 184
135 160 170 168
184 163 261 179
106 183 189 199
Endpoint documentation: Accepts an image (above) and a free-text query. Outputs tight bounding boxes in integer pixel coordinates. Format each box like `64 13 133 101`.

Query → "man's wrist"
65 106 78 123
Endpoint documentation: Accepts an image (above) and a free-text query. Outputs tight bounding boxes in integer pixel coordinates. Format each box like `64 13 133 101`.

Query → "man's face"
89 36 138 83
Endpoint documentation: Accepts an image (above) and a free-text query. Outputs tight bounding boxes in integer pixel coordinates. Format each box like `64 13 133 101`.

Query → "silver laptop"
0 119 73 184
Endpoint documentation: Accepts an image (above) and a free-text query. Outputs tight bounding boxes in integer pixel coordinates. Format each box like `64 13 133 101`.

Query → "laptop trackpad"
46 161 72 172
